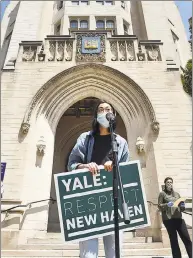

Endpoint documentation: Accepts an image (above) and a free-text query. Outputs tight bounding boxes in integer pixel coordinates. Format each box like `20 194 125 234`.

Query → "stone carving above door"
76 33 106 62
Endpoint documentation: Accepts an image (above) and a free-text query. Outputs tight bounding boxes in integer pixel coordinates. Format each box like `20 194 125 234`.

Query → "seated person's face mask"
97 113 109 128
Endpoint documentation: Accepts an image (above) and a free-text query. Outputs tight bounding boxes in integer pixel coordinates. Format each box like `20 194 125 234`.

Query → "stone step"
1 248 173 257
16 242 163 250
28 231 135 239
1 257 189 258
27 236 150 244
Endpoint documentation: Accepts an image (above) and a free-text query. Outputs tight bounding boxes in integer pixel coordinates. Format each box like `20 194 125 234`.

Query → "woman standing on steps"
68 100 130 258
158 177 192 258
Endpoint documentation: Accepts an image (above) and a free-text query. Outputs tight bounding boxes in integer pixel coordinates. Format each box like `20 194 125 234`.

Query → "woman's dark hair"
164 177 173 184
92 100 116 134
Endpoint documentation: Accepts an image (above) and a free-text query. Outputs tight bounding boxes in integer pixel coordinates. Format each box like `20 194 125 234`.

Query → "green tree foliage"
189 17 192 49
181 17 192 96
181 59 192 96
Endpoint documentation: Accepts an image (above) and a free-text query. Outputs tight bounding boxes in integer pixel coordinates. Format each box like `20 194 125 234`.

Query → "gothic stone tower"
1 1 192 256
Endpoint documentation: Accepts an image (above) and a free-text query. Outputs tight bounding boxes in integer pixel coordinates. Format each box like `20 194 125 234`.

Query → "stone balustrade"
45 36 74 62
18 36 74 62
108 36 138 61
17 33 163 64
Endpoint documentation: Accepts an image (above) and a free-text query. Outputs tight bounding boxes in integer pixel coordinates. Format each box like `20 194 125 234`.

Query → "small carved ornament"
21 122 30 134
151 121 160 133
36 136 46 156
136 137 145 153
147 48 159 61
22 47 36 61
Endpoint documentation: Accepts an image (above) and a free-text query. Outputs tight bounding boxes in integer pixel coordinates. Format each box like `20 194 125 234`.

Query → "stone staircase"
1 200 191 258
2 231 188 258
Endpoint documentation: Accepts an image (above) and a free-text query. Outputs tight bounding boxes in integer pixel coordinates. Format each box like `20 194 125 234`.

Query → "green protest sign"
54 161 150 242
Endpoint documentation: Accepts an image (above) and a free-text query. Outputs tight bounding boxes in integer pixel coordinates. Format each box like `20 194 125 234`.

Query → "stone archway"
20 63 160 238
23 63 158 136
47 100 128 232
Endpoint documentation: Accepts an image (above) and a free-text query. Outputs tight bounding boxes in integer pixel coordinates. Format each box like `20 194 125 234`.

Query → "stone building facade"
1 1 192 256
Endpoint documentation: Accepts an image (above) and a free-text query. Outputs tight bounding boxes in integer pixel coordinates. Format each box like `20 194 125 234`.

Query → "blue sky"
0 1 192 39
175 1 192 39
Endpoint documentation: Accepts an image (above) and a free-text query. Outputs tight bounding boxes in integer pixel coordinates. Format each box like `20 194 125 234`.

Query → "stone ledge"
1 199 25 214
110 34 138 39
2 199 22 204
139 40 163 45
19 41 43 46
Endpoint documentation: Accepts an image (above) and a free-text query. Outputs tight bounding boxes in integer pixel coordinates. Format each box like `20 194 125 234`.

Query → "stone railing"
108 37 163 62
108 36 138 61
18 36 75 63
140 40 162 61
18 41 43 62
17 34 163 64
44 36 74 62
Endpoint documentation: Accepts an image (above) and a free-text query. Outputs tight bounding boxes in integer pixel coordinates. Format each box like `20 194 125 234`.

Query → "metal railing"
1 198 191 216
1 197 56 213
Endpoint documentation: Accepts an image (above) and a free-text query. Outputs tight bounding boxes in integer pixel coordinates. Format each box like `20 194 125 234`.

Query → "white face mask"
97 113 109 128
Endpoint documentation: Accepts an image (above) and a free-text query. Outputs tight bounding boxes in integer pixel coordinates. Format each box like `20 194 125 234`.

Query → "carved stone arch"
22 63 159 136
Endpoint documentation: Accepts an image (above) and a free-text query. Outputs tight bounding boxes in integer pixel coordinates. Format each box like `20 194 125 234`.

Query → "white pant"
79 233 123 258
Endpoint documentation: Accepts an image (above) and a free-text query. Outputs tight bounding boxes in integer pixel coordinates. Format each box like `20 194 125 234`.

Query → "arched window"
80 20 88 29
70 20 78 28
96 20 105 29
123 24 128 35
106 20 114 29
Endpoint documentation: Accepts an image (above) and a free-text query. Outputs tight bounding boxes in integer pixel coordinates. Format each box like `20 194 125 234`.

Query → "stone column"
62 15 69 35
116 15 124 35
130 1 148 40
90 15 96 31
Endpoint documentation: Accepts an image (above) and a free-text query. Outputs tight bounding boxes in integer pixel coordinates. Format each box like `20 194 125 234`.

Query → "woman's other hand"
104 161 113 172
